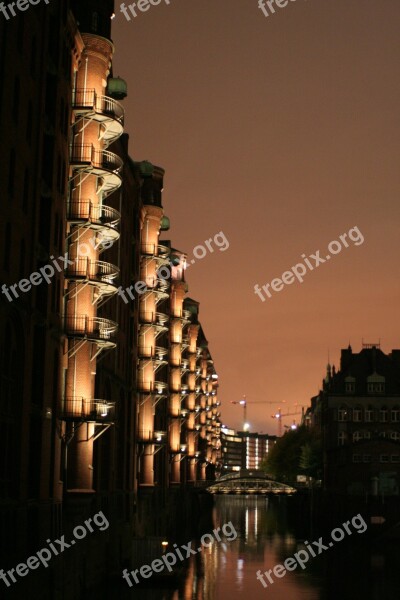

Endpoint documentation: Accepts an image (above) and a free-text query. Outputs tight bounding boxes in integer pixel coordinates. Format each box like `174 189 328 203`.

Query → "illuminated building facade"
0 0 221 593
221 429 276 471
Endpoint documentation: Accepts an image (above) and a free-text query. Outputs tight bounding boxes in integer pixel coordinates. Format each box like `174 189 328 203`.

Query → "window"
3 224 11 271
19 240 25 279
12 77 20 122
390 432 400 441
8 150 16 197
368 382 385 394
353 408 362 422
92 12 99 32
338 432 346 446
380 455 389 463
338 407 348 422
352 454 362 463
391 409 400 423
353 430 370 442
365 409 374 422
363 455 371 463
345 375 356 394
380 409 388 423
26 102 33 144
30 36 37 75
379 431 388 439
391 455 400 463
22 168 29 213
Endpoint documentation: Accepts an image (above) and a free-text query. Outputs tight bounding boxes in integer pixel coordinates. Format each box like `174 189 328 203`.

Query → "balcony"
72 89 124 147
61 397 115 423
137 381 168 396
138 348 168 371
138 430 167 443
70 144 123 198
65 315 118 348
140 243 170 265
156 311 169 326
66 257 119 296
154 381 168 395
158 244 170 259
145 276 170 293
67 200 120 243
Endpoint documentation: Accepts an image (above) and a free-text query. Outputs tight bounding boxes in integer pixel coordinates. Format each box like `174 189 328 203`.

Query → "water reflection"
118 495 400 600
120 496 320 600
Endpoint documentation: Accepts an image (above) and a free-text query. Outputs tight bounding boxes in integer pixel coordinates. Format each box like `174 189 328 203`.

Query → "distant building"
220 428 276 472
238 431 277 470
306 344 400 495
221 428 243 471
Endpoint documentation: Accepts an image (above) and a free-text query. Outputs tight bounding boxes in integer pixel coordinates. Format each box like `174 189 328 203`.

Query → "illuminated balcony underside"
67 201 120 243
138 311 169 326
70 145 123 198
137 381 168 395
72 89 124 147
66 258 119 297
138 322 168 337
137 346 168 360
141 243 170 265
141 288 169 303
65 315 118 350
61 398 115 423
138 430 166 443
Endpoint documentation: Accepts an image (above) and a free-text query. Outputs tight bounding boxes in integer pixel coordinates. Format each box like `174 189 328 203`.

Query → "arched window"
365 406 374 422
353 431 363 442
338 432 346 446
353 406 362 422
338 406 348 422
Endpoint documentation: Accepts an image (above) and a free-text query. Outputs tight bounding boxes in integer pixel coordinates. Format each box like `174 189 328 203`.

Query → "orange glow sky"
112 0 400 434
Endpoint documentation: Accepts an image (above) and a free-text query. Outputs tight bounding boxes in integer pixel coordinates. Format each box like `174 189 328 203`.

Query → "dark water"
119 495 400 600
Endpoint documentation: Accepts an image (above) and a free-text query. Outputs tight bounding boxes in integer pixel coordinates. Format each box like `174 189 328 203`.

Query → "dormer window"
345 375 356 394
367 372 385 394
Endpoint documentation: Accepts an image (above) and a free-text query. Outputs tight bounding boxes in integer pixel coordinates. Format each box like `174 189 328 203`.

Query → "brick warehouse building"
306 344 400 495
0 1 221 596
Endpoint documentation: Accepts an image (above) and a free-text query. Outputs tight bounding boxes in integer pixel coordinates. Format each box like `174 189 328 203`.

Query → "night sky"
112 0 400 434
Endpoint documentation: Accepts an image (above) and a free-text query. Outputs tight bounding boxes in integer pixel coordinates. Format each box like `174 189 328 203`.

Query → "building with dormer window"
306 343 400 495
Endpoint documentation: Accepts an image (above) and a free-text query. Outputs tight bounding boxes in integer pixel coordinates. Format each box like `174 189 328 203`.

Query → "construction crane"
231 395 285 432
271 408 303 437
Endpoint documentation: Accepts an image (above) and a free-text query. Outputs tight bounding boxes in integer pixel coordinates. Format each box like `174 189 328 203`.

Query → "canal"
118 495 400 599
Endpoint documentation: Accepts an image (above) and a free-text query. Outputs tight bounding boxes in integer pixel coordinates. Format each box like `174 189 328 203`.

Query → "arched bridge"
206 471 297 495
